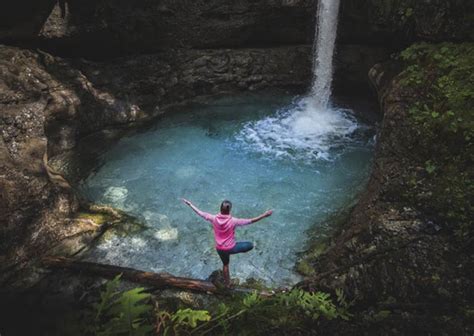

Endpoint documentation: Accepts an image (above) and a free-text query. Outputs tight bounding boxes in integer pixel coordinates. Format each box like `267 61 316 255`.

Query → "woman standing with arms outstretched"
182 199 272 287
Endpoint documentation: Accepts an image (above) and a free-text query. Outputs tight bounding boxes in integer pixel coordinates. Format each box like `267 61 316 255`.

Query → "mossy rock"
395 42 474 238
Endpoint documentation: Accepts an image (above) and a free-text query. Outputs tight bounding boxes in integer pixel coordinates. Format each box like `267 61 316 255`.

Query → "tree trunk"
42 256 219 293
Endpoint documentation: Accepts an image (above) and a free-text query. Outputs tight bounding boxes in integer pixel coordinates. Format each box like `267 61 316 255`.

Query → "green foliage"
296 259 316 276
155 288 351 335
424 160 436 174
372 310 391 322
94 274 122 321
277 289 340 320
369 0 416 28
89 275 154 336
396 42 474 237
399 43 474 142
242 291 262 308
157 308 211 335
86 279 351 335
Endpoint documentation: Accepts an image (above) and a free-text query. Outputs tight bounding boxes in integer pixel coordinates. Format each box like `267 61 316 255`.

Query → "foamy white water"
237 97 360 162
237 0 347 162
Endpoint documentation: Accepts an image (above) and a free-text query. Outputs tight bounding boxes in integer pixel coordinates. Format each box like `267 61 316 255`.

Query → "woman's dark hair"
220 200 232 214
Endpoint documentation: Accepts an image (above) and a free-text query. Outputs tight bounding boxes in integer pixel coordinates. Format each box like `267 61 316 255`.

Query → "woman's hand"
264 210 273 217
181 198 192 206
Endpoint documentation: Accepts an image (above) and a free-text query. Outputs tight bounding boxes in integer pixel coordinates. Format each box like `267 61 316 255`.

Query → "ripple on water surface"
79 94 375 286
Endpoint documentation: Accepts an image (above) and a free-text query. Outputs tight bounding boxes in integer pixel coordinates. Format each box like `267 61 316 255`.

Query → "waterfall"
237 0 360 163
309 0 341 109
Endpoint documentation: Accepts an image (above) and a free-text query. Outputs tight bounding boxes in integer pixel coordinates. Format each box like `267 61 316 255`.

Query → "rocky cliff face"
2 0 470 95
339 0 474 45
4 0 470 98
2 0 472 55
0 46 80 284
300 56 474 334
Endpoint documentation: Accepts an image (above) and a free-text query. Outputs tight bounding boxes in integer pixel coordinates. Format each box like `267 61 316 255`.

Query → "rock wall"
1 0 469 93
0 46 79 284
2 0 472 55
339 0 474 45
3 0 315 53
301 59 474 334
5 0 470 95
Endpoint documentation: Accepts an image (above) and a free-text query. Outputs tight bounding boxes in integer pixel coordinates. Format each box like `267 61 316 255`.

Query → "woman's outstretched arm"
235 210 273 226
181 198 215 222
250 210 273 223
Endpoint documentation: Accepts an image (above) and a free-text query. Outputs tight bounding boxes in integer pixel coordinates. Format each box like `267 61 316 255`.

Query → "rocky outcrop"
301 60 474 334
339 0 474 45
71 46 312 118
4 0 315 53
0 46 81 286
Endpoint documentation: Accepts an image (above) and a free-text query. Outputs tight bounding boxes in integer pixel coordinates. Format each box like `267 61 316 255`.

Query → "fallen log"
42 256 218 293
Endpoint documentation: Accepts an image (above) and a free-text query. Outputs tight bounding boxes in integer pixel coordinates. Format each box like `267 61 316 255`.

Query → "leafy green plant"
278 288 351 321
425 160 436 174
396 42 474 238
157 309 211 336
156 288 352 335
89 275 154 336
242 291 262 308
86 278 351 335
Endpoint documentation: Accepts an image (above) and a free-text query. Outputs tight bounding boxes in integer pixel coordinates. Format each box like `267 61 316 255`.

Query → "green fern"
242 291 261 308
94 274 122 321
89 278 351 335
172 309 211 328
92 276 153 336
157 308 210 335
277 289 340 320
104 287 153 335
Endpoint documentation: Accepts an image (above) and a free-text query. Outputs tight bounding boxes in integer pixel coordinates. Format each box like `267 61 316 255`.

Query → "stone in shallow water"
154 228 179 241
103 186 128 205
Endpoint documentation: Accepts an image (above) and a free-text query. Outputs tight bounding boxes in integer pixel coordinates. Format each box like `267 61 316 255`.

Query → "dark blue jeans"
216 242 253 265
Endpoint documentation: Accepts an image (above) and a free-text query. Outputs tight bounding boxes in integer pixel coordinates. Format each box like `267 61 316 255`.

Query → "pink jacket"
196 210 252 250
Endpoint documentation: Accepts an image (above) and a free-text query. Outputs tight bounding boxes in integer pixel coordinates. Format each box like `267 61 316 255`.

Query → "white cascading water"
237 0 359 163
310 0 341 109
